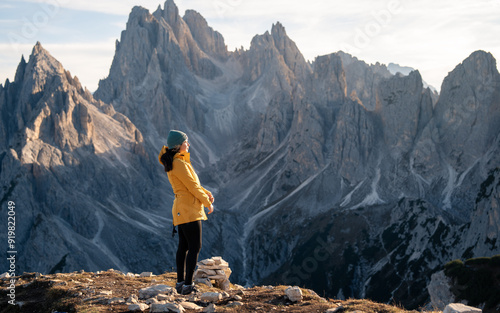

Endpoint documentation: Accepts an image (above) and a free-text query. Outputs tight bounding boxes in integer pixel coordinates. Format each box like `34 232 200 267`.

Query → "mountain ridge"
92 3 500 303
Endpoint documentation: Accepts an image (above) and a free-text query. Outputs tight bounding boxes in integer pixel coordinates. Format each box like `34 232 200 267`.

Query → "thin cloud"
0 0 499 92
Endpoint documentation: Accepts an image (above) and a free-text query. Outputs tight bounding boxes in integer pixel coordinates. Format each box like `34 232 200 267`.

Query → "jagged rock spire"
183 9 228 59
433 50 500 172
163 0 180 27
14 54 27 84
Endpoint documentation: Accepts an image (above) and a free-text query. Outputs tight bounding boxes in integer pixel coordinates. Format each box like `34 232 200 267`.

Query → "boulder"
200 292 222 302
150 303 185 313
203 303 217 313
180 301 203 310
157 294 174 301
128 303 149 312
195 277 213 287
107 297 125 304
127 294 139 304
428 270 455 310
215 279 230 291
285 286 303 302
226 301 244 308
139 285 175 299
443 303 482 313
97 290 112 296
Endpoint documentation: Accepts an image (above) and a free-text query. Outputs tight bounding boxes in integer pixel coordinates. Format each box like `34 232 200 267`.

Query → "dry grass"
0 271 442 313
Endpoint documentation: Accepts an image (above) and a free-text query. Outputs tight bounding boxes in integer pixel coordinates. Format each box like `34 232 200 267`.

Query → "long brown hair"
160 146 180 172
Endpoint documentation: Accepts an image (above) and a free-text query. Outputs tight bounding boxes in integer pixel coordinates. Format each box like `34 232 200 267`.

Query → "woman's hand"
207 204 214 214
208 194 215 204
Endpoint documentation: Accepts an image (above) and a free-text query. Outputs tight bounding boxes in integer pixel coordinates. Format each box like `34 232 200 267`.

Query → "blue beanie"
167 130 188 148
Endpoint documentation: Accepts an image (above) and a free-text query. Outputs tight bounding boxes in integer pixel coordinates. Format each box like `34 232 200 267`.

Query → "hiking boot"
181 284 197 295
175 281 184 294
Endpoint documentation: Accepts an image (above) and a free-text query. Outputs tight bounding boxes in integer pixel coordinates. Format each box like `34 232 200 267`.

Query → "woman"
158 130 214 295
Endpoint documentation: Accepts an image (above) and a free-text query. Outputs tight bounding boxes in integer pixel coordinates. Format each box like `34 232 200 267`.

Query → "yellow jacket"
167 152 212 226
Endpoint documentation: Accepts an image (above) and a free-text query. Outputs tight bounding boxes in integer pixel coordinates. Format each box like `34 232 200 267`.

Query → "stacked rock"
193 257 232 291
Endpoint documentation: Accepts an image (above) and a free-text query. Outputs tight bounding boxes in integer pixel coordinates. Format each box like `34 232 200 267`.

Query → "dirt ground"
0 271 436 313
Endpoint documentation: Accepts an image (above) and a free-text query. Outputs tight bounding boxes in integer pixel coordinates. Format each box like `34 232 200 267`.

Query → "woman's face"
179 139 190 153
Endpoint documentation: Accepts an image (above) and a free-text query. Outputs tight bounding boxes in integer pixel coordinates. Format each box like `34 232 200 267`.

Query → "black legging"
176 220 202 285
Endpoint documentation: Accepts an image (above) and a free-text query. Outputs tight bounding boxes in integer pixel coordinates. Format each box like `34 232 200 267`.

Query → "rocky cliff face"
1 0 499 310
0 42 175 275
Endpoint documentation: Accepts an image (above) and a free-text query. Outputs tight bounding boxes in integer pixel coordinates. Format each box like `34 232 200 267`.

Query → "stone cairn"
193 256 232 291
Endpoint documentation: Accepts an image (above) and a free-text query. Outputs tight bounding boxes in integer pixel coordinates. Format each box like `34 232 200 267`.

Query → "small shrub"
465 257 491 266
459 268 494 306
444 259 464 277
443 256 500 311
490 254 500 267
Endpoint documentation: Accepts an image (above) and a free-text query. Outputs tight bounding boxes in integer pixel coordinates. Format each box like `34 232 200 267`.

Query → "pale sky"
1 0 499 92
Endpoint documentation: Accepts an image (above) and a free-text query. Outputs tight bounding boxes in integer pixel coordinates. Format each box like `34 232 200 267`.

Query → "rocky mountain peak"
335 50 392 110
271 22 311 80
463 50 497 73
154 0 223 78
32 40 44 54
271 22 286 38
22 42 88 97
13 54 27 84
31 42 88 96
0 42 90 147
0 42 154 277
31 41 55 63
308 53 347 104
433 50 500 173
1 42 142 157
163 0 180 29
183 9 228 59
24 41 67 92
377 69 432 159
388 62 438 95
129 5 152 22
441 50 498 91
241 22 311 84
